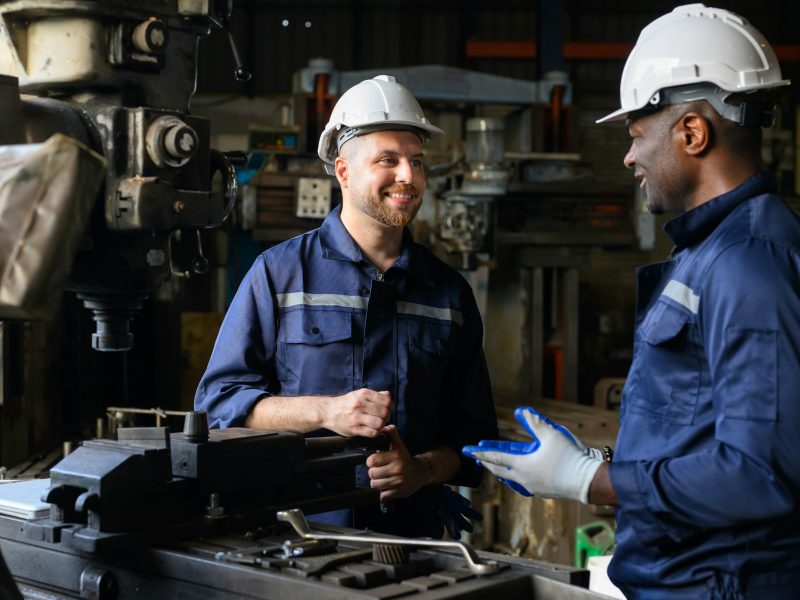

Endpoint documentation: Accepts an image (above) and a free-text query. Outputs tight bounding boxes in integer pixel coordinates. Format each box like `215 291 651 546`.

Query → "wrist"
312 395 331 430
416 455 436 486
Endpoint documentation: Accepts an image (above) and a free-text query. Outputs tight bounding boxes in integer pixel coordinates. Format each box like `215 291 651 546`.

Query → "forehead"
626 109 663 133
356 129 423 154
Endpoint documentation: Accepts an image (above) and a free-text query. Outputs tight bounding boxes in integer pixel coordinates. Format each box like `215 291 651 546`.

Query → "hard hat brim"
596 107 630 124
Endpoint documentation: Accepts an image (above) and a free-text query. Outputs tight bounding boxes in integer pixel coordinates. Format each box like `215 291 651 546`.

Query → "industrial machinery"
0 0 247 351
0 413 607 599
0 3 616 599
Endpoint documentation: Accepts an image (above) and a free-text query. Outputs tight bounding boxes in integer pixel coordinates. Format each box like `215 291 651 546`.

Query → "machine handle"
277 508 500 576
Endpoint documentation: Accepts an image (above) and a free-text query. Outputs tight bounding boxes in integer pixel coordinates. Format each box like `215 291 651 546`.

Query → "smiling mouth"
383 189 417 205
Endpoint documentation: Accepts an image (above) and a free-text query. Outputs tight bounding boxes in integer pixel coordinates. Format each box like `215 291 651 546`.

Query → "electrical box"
296 177 331 219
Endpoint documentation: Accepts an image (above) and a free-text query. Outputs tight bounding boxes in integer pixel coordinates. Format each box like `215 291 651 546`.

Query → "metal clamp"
277 508 500 576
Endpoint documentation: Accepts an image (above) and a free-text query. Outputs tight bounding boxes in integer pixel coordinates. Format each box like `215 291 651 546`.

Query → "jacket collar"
318 204 436 286
664 171 776 249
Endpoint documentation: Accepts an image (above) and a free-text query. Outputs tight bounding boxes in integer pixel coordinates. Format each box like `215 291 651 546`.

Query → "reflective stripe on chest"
276 292 463 325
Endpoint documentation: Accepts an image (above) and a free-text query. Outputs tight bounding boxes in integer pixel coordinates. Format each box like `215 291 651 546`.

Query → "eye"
411 159 424 168
379 156 398 166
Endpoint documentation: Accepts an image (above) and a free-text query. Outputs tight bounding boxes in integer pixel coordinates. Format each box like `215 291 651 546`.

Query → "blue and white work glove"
462 407 604 504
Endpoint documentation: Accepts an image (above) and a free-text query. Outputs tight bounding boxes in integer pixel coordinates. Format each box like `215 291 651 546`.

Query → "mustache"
382 185 419 196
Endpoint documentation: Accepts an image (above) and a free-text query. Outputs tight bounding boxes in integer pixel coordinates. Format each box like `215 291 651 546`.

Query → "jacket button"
311 326 320 334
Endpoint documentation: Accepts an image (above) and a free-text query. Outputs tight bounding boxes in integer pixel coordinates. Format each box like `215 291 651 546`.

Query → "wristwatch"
601 446 614 463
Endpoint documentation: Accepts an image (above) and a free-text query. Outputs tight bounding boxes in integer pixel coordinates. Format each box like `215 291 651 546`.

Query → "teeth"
388 193 413 199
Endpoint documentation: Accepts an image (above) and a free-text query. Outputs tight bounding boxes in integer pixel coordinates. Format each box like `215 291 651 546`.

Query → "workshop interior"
0 0 798 598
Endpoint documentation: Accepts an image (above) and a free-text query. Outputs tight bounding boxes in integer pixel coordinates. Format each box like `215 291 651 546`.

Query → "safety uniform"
609 172 800 598
195 205 497 537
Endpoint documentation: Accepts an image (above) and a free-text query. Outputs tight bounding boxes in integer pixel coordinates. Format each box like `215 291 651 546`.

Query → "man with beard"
464 5 800 598
195 75 497 538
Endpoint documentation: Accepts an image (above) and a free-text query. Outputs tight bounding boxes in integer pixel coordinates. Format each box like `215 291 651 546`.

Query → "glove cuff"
576 455 605 504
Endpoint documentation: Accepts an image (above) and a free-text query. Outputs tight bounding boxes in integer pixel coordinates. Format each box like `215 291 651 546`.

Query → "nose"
395 159 413 183
623 144 636 169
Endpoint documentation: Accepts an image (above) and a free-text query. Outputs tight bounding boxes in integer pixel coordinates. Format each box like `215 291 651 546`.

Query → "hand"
438 487 482 540
321 389 392 437
462 406 604 503
366 425 429 502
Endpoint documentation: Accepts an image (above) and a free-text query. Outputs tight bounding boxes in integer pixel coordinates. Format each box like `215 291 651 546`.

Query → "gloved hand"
437 486 482 540
462 406 604 504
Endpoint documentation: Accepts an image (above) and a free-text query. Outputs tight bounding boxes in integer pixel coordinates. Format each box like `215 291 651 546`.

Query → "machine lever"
210 12 252 82
226 27 252 82
191 230 209 275
277 508 500 576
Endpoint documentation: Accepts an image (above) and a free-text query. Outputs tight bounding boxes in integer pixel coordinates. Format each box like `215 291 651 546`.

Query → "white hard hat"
318 75 443 175
597 3 790 124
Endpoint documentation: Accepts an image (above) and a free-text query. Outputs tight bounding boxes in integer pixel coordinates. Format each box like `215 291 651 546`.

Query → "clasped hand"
366 424 429 502
323 388 392 437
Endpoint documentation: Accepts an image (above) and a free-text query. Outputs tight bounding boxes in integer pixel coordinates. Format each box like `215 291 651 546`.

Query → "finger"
462 444 480 458
372 390 393 408
370 475 402 491
366 451 399 471
522 408 575 446
516 406 546 440
358 397 391 420
465 507 483 521
480 460 511 481
357 413 388 433
464 441 529 456
381 425 405 451
456 516 475 533
470 450 514 469
380 488 399 503
351 424 382 438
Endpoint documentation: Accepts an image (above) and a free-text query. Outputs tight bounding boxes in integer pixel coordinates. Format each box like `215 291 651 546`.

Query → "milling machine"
0 412 608 599
0 0 246 352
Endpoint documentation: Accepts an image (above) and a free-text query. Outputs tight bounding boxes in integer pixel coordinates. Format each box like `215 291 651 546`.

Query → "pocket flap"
282 310 352 345
407 320 448 355
641 303 690 346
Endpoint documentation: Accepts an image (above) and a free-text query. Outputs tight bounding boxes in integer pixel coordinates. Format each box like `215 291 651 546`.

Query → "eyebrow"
374 149 425 160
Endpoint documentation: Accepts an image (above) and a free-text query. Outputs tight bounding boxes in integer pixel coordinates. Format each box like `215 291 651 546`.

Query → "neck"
340 201 404 273
685 159 760 212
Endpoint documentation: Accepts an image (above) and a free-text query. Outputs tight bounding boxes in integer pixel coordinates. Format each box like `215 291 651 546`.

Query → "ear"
676 112 711 156
334 156 349 189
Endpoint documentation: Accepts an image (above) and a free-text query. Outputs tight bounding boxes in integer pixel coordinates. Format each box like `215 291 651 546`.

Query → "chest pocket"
401 320 450 437
277 309 354 395
629 301 700 425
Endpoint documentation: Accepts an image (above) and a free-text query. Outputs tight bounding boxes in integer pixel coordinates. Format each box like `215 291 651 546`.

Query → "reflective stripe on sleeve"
662 279 699 314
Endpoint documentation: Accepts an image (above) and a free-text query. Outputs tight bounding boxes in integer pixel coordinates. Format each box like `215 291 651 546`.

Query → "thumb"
381 424 404 450
517 407 548 445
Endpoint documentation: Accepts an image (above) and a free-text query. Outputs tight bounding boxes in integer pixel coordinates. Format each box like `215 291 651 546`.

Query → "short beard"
356 188 421 229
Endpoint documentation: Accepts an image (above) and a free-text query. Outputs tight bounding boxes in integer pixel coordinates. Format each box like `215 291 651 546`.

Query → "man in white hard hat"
465 5 800 598
196 75 497 538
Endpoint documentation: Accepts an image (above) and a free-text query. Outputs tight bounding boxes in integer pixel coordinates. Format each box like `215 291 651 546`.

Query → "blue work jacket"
609 172 800 599
195 205 497 536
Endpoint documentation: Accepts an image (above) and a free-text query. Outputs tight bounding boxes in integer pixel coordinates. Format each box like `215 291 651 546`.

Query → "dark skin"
587 101 762 507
